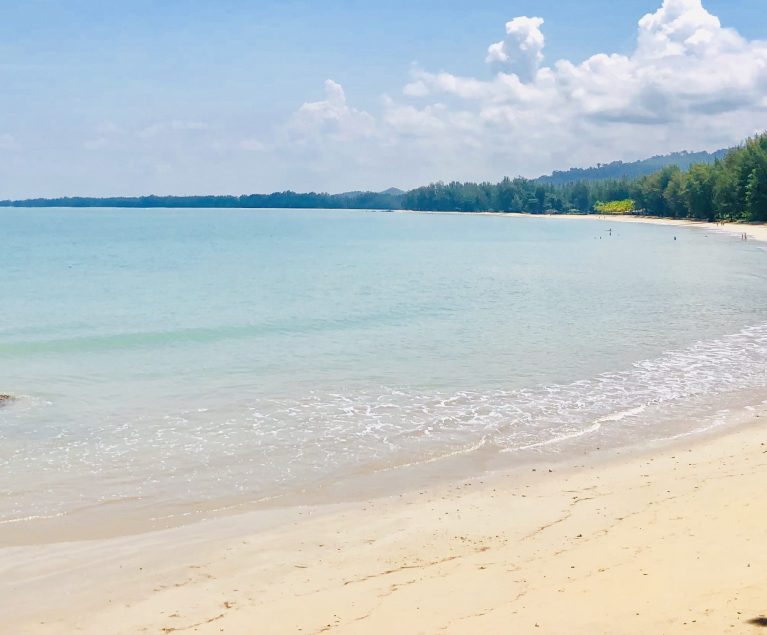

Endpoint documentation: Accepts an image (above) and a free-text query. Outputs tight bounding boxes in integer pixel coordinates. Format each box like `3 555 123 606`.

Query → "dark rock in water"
0 394 12 406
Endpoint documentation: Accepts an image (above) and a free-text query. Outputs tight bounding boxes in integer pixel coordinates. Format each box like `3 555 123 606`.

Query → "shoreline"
4 411 766 633
568 213 767 243
0 398 755 548
5 211 767 632
396 209 767 242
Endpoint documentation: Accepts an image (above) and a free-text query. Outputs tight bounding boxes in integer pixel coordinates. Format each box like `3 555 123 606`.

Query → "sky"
1 0 766 198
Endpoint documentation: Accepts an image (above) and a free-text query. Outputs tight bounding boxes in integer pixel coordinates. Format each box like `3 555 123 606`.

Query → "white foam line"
503 421 603 453
596 404 647 423
0 511 66 525
372 436 489 473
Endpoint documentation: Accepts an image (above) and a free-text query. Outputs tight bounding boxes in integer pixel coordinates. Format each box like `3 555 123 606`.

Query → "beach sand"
403 209 767 244
577 214 767 243
3 418 766 634
4 213 767 634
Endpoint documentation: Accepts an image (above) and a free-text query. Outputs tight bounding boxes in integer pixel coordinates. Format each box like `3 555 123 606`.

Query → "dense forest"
402 133 767 221
2 134 766 221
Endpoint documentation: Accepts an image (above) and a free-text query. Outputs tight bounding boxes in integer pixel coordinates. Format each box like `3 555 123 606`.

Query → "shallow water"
1 208 766 534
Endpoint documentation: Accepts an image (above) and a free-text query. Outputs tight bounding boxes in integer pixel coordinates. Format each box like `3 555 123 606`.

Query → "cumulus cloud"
288 79 376 141
406 0 767 125
485 16 546 82
636 0 729 58
286 0 767 188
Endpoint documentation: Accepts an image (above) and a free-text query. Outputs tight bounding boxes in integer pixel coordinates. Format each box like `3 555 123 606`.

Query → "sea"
2 208 767 539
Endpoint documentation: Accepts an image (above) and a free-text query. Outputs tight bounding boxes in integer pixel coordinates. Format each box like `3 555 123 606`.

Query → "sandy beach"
5 0 767 628
577 214 767 243
2 415 765 634
402 209 767 244
3 213 767 634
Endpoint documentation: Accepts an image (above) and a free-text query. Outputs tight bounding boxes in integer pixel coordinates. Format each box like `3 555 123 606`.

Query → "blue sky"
1 0 766 197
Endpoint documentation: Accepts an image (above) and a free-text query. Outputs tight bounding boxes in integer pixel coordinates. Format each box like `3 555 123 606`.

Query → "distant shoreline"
396 209 767 243
5 201 766 241
3 133 765 223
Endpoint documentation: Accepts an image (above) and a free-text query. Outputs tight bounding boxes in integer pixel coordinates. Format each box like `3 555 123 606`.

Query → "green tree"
746 162 767 221
662 171 686 218
684 163 714 219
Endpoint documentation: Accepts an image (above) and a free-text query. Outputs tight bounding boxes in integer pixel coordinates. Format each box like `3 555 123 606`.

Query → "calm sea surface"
2 208 767 534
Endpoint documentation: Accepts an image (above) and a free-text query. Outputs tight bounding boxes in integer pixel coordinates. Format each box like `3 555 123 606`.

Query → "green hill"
537 149 729 185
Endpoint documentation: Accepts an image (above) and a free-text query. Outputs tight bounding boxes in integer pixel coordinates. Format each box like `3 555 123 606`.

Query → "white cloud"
485 16 545 82
59 0 758 196
636 0 729 59
3 0 765 200
288 79 376 142
404 0 767 127
284 0 767 189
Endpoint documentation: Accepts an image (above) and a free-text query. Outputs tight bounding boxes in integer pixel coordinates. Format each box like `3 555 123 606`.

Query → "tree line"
402 133 767 221
0 190 403 211
2 133 765 221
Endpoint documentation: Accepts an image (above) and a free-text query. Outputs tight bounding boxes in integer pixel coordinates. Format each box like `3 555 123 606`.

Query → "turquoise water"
2 208 767 533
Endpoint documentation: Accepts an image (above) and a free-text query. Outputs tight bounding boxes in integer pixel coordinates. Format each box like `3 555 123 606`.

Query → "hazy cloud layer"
0 134 17 151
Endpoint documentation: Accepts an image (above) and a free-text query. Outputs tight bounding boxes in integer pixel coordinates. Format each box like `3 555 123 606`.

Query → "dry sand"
3 420 766 634
3 214 767 634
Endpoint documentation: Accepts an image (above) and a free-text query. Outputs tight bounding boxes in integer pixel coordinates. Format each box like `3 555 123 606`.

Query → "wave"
4 323 767 525
231 323 767 460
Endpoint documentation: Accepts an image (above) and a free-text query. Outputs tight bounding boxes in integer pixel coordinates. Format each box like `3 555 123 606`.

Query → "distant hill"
334 190 366 199
335 187 404 199
536 148 730 185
